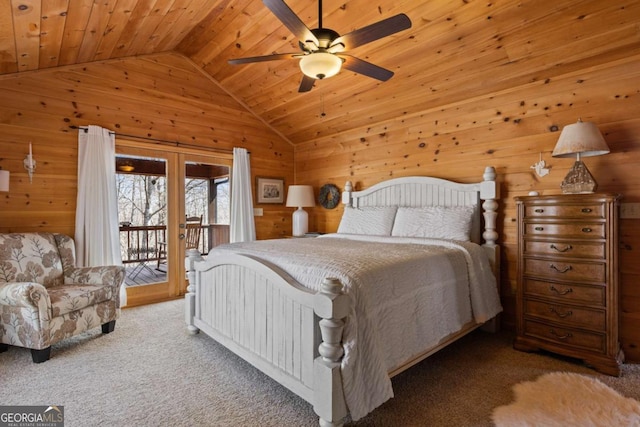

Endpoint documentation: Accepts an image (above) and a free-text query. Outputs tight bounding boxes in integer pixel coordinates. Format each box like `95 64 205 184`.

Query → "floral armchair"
0 232 125 363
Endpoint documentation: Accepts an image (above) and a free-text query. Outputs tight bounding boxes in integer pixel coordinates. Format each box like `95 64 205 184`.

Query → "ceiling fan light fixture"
299 52 342 80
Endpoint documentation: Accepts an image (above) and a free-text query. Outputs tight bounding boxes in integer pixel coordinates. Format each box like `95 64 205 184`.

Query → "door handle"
179 233 186 240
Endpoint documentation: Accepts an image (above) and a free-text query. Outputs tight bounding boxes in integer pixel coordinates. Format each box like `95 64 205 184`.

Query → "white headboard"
341 166 499 263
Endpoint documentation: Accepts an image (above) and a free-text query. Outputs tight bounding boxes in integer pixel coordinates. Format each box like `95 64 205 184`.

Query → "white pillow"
391 205 476 241
337 206 398 236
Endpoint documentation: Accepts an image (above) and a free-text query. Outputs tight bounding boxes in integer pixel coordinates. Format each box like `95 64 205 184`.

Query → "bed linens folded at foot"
207 234 502 421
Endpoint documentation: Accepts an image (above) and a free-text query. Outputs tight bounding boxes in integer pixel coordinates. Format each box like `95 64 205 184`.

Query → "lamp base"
560 160 598 194
292 207 309 237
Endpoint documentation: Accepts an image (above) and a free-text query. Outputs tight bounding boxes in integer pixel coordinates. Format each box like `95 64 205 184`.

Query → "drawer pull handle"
535 226 544 231
581 208 592 213
549 329 573 340
550 244 572 253
582 227 592 233
550 307 573 318
550 264 572 273
535 209 544 213
549 285 573 296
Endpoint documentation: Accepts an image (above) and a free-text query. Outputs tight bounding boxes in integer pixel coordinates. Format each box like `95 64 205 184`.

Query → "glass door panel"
116 154 167 286
115 146 179 306
180 153 231 294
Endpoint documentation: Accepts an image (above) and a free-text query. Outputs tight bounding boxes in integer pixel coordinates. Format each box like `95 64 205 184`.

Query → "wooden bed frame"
185 166 499 426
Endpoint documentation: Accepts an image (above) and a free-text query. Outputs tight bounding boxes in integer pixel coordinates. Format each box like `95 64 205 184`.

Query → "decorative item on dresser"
514 193 623 376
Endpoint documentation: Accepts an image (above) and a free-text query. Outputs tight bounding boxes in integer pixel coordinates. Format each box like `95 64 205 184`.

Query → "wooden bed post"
479 166 500 270
480 166 501 332
313 277 349 427
480 166 499 248
185 248 203 335
341 181 353 207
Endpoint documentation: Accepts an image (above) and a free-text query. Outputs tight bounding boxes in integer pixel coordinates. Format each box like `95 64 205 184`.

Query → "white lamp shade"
0 170 9 192
552 120 610 158
286 185 316 208
299 52 342 80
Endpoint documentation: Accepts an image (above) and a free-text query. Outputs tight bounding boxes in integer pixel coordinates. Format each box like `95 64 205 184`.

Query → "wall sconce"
24 142 36 183
0 169 9 192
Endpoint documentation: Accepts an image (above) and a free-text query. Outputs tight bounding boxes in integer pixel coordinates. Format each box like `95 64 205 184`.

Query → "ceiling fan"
228 0 412 92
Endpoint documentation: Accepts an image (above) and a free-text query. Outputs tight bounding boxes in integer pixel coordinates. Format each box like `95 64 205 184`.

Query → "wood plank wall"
296 53 640 362
0 52 294 240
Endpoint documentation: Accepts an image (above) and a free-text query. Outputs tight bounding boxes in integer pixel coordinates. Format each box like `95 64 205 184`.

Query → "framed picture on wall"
256 176 285 204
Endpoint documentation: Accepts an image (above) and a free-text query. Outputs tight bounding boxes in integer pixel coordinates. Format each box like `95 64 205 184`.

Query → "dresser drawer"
524 240 605 259
523 279 605 306
523 319 605 353
524 203 604 219
524 258 605 282
524 223 605 239
524 299 605 330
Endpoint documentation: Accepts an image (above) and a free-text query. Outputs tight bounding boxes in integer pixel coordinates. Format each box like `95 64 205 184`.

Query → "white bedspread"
207 234 502 420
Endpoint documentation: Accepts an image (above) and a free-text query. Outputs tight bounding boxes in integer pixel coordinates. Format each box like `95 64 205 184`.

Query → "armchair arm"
64 265 125 290
0 281 51 311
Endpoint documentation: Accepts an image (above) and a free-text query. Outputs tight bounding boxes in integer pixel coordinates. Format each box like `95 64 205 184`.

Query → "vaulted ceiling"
1 0 639 145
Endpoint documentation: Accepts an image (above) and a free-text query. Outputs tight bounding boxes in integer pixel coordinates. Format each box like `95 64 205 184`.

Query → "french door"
116 141 231 307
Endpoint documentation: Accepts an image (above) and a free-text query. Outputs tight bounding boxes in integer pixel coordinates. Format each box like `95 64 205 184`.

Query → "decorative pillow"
337 206 398 236
391 205 476 241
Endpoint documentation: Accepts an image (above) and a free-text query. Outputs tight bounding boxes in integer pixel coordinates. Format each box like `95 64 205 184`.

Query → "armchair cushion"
48 284 115 317
0 233 65 287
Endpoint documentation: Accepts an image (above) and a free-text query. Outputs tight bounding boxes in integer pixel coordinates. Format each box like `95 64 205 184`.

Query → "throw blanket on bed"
208 234 502 420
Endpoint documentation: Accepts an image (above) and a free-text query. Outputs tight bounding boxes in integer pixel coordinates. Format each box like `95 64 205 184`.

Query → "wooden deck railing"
119 224 229 264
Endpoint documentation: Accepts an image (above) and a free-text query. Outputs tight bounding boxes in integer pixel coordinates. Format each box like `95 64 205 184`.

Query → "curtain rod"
76 126 242 155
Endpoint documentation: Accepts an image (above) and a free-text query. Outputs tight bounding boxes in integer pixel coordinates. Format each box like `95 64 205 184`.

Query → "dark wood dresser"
514 193 623 376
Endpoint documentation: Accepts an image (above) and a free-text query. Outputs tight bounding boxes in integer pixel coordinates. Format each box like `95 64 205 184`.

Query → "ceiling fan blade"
331 14 412 50
228 53 299 65
298 74 316 92
340 55 394 81
263 0 319 45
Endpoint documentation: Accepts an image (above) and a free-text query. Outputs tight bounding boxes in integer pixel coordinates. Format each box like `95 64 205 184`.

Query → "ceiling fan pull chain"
320 92 326 118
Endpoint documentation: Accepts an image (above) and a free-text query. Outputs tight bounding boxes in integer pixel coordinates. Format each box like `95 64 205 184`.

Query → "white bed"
185 167 501 426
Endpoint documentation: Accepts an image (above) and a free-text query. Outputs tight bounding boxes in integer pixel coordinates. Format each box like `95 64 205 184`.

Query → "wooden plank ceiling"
1 0 639 145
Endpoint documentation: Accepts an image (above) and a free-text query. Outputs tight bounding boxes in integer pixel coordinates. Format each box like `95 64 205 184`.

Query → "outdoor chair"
0 232 125 363
156 216 202 271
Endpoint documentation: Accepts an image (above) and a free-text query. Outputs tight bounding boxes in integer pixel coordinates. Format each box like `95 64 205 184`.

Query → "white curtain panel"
230 147 256 243
75 125 126 305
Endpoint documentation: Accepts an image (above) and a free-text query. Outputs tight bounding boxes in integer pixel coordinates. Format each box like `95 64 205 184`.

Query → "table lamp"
552 119 610 194
286 185 315 236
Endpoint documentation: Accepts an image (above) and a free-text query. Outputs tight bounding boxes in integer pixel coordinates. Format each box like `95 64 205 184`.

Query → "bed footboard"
185 250 349 427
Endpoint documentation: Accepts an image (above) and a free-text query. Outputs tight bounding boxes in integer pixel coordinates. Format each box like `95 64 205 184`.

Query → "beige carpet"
1 299 639 427
492 372 640 427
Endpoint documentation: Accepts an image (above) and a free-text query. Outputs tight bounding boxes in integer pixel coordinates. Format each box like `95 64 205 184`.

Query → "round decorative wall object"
318 184 340 209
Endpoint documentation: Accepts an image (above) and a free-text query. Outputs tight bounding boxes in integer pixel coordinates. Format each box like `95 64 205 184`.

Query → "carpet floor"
1 299 638 427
